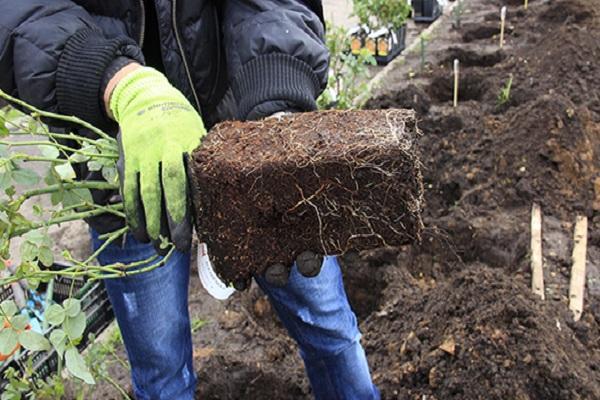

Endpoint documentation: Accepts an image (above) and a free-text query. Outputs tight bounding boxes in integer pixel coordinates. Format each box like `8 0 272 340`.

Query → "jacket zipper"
138 0 146 46
208 6 221 101
172 0 202 113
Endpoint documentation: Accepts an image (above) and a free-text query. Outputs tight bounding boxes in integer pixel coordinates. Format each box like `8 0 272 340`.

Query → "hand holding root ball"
233 251 325 290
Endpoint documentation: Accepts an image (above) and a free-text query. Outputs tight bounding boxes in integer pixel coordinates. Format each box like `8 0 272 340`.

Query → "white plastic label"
197 243 235 300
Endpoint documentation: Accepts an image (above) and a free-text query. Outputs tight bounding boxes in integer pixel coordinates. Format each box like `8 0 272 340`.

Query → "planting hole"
339 251 391 320
428 72 489 103
442 47 505 68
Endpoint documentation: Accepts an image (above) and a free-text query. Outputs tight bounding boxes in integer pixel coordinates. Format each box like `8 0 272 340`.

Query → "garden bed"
91 0 600 398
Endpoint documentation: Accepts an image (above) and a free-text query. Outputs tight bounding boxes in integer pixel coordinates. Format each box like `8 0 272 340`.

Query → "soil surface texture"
189 110 423 284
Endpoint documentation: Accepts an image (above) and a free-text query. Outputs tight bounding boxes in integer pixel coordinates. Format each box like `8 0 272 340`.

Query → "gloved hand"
109 66 206 251
262 251 324 287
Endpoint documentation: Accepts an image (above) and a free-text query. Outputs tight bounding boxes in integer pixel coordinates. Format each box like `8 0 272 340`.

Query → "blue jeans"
91 232 379 400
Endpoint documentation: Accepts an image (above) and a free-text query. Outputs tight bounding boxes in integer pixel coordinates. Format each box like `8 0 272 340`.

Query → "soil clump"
190 110 424 284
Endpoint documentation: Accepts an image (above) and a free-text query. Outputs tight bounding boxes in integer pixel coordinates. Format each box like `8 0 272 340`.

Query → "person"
0 1 380 399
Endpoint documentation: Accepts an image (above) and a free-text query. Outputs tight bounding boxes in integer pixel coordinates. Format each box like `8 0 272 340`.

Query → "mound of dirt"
539 0 596 23
364 266 600 400
190 110 424 284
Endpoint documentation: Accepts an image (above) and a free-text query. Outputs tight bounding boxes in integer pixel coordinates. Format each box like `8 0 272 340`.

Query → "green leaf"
49 328 67 356
0 170 12 190
5 185 16 197
38 145 59 159
45 304 65 326
0 300 18 317
19 241 38 262
62 299 81 318
23 229 46 244
18 330 50 352
0 211 9 224
44 168 60 186
54 162 76 181
64 311 86 340
50 190 64 206
12 168 39 186
87 160 103 172
0 117 8 137
9 315 29 331
0 327 18 355
101 166 118 184
62 188 93 207
38 246 54 267
32 204 43 217
65 347 95 384
69 152 89 163
1 389 20 400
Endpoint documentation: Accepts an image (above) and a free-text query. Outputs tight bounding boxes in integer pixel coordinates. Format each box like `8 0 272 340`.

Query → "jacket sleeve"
0 0 143 131
221 0 329 120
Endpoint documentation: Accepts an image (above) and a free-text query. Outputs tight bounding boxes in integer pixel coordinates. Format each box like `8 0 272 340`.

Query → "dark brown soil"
189 110 424 284
363 266 600 399
359 0 600 398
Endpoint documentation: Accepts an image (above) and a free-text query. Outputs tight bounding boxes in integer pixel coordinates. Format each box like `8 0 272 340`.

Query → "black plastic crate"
371 25 407 65
0 264 114 388
412 0 443 23
0 284 14 302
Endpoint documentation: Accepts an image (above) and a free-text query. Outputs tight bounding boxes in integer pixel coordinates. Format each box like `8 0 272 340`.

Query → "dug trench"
92 0 600 398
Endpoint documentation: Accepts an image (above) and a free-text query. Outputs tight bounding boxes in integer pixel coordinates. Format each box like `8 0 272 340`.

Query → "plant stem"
10 204 124 237
83 226 128 265
9 130 114 149
97 248 173 279
0 140 117 159
11 154 64 163
18 181 118 204
0 89 113 141
104 374 132 400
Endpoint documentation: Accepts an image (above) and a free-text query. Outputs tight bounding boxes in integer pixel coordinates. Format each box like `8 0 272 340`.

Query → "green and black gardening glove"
109 67 206 252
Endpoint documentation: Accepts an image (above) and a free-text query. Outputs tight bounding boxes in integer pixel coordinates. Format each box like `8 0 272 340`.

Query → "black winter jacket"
0 0 328 130
0 0 328 233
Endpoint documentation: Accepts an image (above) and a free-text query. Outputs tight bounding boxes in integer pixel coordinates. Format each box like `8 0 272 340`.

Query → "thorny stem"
7 130 114 150
104 374 132 400
0 248 169 286
10 204 124 237
0 140 117 159
10 154 66 163
0 93 176 285
83 226 128 265
0 89 113 141
97 248 174 279
15 181 118 207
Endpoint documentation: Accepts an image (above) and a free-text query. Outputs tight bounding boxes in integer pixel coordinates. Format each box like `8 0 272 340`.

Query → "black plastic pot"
412 0 443 23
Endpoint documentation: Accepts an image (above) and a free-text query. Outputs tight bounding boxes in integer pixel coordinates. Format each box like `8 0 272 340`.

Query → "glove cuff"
109 67 174 122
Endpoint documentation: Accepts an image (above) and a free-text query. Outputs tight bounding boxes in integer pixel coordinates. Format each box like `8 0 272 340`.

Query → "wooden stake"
531 203 544 300
453 59 459 108
500 7 507 48
569 216 588 321
524 0 528 10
